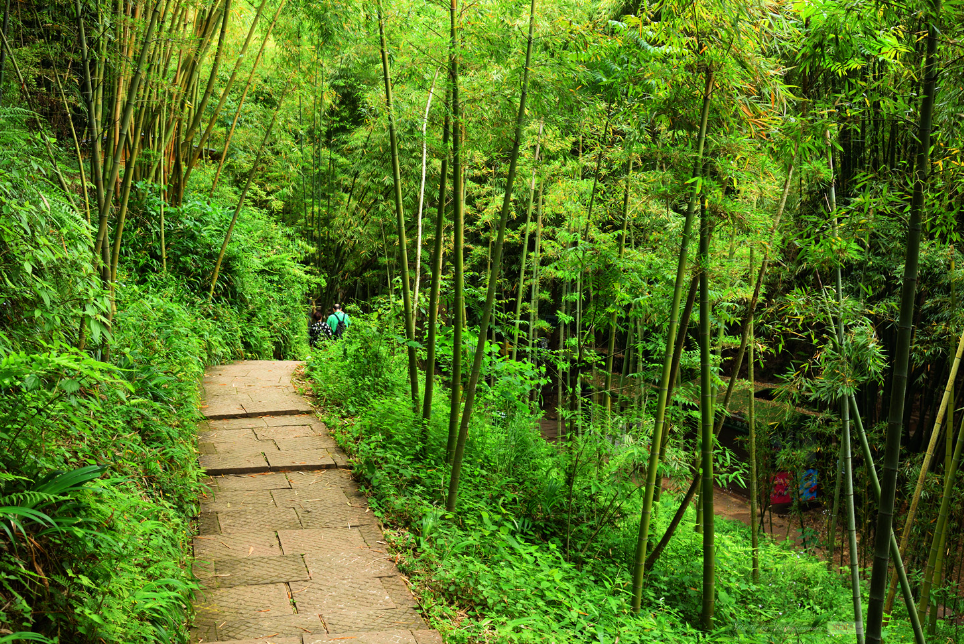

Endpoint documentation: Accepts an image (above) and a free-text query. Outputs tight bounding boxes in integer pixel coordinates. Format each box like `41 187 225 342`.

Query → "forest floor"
190 360 442 643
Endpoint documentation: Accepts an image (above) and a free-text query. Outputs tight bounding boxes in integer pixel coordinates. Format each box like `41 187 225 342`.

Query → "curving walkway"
191 360 441 644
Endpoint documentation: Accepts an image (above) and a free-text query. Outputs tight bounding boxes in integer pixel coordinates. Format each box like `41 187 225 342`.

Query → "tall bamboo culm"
445 0 465 465
630 69 714 611
446 0 538 511
865 2 941 640
376 0 420 413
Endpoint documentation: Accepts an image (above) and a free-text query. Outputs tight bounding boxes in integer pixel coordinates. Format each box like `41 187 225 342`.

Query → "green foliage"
0 110 311 641
307 322 900 643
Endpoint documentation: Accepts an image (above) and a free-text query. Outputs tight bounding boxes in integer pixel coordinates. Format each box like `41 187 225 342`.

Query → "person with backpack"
308 310 330 347
326 304 350 340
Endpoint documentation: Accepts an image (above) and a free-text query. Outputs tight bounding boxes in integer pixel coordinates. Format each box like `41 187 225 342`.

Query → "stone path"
192 360 441 644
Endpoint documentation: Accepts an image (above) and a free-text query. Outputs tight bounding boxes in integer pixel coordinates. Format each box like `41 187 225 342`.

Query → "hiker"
308 310 329 347
327 304 350 340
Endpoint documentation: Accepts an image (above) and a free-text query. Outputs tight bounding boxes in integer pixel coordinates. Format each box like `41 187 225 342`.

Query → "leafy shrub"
0 111 312 642
307 319 915 643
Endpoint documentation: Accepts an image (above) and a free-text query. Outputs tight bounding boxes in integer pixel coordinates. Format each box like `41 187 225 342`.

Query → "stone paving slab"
192 361 439 643
199 428 260 442
264 414 317 427
218 507 303 534
210 439 280 456
244 399 313 417
257 426 320 441
217 638 302 644
210 473 292 491
379 576 418 607
321 608 427 634
198 512 221 535
358 524 387 547
194 532 283 560
215 613 325 640
277 528 368 555
274 435 338 451
286 469 355 489
304 630 417 644
267 450 336 472
208 417 270 430
194 583 293 623
294 501 375 529
412 630 444 644
271 487 351 509
200 489 277 512
303 550 397 579
197 555 309 588
200 453 270 475
290 577 395 612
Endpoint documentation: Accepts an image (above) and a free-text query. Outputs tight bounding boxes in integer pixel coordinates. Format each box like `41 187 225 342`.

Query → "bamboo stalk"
511 122 543 362
413 69 440 322
605 159 633 415
866 2 942 639
422 88 450 425
631 69 714 610
699 194 715 632
446 0 538 511
376 0 420 413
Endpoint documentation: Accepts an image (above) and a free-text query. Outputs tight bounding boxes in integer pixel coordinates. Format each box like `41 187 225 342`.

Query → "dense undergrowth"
306 313 923 643
0 112 312 642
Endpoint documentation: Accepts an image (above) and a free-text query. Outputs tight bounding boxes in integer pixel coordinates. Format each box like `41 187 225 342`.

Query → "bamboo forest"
4 0 964 641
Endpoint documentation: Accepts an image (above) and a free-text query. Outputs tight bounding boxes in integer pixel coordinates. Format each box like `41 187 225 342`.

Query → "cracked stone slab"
303 550 397 579
294 501 375 529
202 400 252 420
379 577 417 607
267 450 336 472
197 555 309 588
200 453 270 475
212 439 280 456
215 613 325 640
289 578 394 612
210 473 292 491
217 507 303 534
321 608 427 634
193 531 282 560
256 425 319 441
194 583 293 623
200 489 277 513
277 528 367 555
271 487 350 509
199 441 218 455
274 436 339 451
243 397 313 416
411 630 443 644
304 630 417 644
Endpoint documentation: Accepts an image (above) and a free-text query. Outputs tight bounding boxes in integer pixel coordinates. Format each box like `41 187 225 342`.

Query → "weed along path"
191 360 442 644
